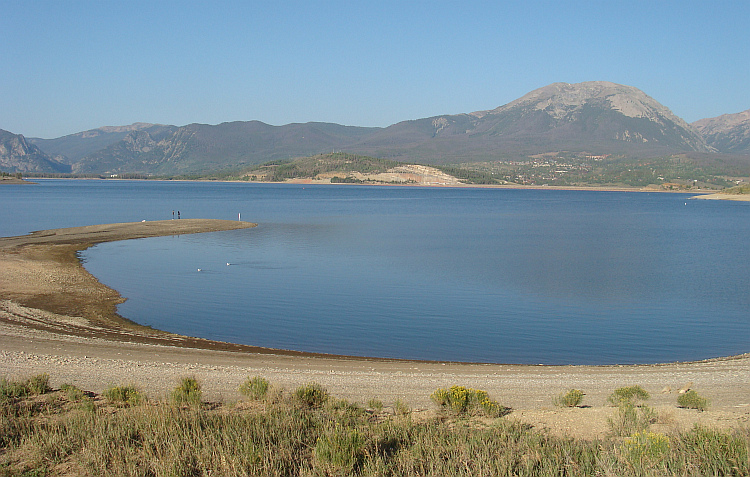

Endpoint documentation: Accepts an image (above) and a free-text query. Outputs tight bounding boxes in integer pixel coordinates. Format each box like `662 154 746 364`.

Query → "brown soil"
1 219 748 440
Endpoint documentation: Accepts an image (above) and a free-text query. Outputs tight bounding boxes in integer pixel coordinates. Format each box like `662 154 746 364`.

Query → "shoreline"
20 175 728 195
1 220 749 438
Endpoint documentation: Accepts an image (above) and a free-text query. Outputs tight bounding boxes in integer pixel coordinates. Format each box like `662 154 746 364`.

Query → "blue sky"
2 0 748 138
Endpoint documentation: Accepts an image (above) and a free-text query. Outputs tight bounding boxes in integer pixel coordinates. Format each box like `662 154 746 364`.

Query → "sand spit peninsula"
0 219 257 250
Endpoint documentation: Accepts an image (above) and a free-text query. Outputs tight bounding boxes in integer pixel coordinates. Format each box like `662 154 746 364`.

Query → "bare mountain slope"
692 109 750 154
0 129 71 173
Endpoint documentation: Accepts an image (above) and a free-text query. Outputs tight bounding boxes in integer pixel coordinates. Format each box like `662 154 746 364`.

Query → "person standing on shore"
172 210 175 219
177 211 180 219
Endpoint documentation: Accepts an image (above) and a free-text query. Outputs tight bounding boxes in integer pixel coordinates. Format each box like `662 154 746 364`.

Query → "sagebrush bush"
394 399 411 416
171 377 202 406
430 385 507 417
26 373 51 395
104 384 145 407
367 398 384 411
294 382 328 408
608 401 657 437
622 431 670 466
239 376 270 400
608 385 650 405
677 390 709 411
60 383 85 401
554 389 584 407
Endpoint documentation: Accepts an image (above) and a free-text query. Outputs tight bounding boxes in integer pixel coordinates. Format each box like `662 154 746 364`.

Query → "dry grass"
1 374 748 476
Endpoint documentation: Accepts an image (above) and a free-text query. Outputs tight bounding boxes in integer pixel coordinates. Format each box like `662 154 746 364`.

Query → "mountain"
692 109 750 154
0 129 71 173
28 123 157 164
72 121 379 175
9 81 731 175
353 81 712 163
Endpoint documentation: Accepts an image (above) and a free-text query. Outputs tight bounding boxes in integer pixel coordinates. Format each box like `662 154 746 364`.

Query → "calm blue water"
2 179 749 364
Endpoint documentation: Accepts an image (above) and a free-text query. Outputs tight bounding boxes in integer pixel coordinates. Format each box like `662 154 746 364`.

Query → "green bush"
622 431 670 466
104 385 145 407
394 399 411 416
608 401 657 437
294 382 328 408
239 376 270 400
553 389 584 407
0 377 29 401
314 425 366 474
608 385 650 405
0 374 51 401
677 390 709 411
367 398 384 411
430 385 507 417
171 377 202 407
60 383 85 401
26 374 51 395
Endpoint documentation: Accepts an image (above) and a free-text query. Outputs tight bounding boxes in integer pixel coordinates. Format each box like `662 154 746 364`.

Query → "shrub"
553 389 584 407
60 383 85 401
367 398 384 411
622 431 670 466
314 425 366 474
677 390 709 411
394 399 411 416
104 385 145 407
26 374 51 395
608 385 650 405
171 377 202 407
239 376 270 400
430 385 507 417
294 382 328 408
0 374 51 401
0 377 29 401
608 401 657 437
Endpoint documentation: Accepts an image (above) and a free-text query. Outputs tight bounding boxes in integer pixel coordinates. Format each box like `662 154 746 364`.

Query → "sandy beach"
1 219 748 439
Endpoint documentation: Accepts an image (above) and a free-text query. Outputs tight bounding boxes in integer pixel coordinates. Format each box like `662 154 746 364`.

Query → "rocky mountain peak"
478 81 684 124
692 109 750 154
0 129 70 173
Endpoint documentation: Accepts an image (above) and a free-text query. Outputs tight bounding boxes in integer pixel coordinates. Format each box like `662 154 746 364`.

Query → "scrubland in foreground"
1 374 749 477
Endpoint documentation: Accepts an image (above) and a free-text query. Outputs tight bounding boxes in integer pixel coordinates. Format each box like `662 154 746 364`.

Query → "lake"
2 179 749 364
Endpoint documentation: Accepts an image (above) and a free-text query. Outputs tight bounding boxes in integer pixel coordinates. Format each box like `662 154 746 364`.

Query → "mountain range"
2 81 749 176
